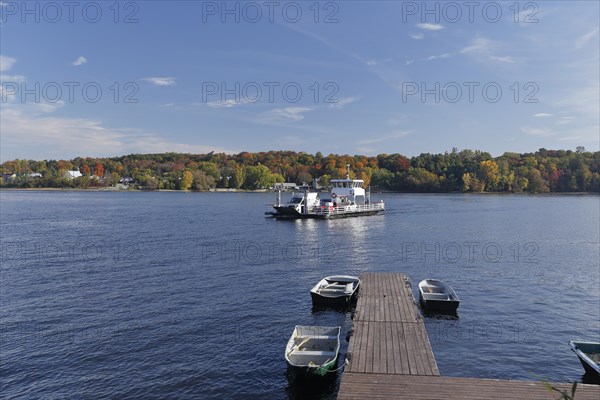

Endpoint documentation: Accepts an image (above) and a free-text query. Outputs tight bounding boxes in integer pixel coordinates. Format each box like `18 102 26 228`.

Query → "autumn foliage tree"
181 170 193 190
94 163 104 177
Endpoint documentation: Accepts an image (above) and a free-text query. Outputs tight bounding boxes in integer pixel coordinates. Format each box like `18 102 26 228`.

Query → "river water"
1 191 598 398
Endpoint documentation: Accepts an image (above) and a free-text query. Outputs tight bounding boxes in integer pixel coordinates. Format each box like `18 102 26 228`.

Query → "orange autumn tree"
94 162 104 177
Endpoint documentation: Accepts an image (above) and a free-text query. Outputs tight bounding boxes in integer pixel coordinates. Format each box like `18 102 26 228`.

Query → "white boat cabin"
330 178 366 206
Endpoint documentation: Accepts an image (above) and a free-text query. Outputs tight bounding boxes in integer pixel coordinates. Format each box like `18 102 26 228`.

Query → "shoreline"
0 187 597 195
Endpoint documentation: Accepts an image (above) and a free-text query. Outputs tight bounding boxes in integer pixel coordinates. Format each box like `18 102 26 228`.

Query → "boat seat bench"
295 335 338 340
291 350 337 356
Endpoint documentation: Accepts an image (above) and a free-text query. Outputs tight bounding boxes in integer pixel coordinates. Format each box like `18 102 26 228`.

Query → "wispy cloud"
460 37 515 63
410 32 424 40
72 56 87 66
521 127 555 137
417 23 443 31
206 99 244 108
329 96 359 109
259 107 312 123
1 107 236 160
575 28 599 49
427 53 450 61
358 131 411 145
0 54 16 72
142 77 176 86
557 116 576 125
366 60 377 66
533 113 553 118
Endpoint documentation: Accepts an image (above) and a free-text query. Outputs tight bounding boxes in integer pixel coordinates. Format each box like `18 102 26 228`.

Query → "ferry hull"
269 207 384 220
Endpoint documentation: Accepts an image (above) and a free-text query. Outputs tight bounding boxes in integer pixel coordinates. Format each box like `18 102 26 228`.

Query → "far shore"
0 187 597 195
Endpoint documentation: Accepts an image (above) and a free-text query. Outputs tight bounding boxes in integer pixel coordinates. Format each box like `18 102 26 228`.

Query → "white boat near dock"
285 325 341 377
418 279 460 313
310 275 360 306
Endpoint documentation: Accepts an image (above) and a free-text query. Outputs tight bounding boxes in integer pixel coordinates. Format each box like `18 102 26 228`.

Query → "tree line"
1 147 599 193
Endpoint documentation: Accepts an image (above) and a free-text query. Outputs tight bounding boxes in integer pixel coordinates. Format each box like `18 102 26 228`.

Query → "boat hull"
273 205 302 216
420 297 460 313
310 291 357 306
569 341 600 376
287 357 338 377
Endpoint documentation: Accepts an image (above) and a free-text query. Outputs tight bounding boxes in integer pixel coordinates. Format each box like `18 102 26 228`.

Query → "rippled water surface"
1 191 599 398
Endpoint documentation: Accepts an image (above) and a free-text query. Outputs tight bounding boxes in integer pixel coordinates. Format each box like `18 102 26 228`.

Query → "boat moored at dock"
285 325 341 377
418 279 460 313
310 275 360 306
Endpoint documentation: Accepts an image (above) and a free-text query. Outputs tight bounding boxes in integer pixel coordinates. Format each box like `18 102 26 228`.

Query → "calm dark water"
1 191 599 399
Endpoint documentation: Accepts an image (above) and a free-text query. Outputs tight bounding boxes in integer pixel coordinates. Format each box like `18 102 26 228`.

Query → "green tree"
192 170 215 190
243 165 276 189
528 169 549 193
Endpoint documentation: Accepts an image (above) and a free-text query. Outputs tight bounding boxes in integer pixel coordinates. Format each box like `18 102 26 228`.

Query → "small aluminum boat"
418 279 460 312
285 325 341 377
310 275 360 306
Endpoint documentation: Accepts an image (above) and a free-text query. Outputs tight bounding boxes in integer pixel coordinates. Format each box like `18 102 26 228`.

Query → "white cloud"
427 53 450 61
0 55 16 72
329 96 359 109
557 116 576 125
410 33 424 40
358 131 411 145
72 56 87 66
533 113 553 118
366 60 377 66
460 37 515 63
417 23 443 31
575 28 599 49
259 107 312 123
1 107 236 160
521 127 555 137
0 74 26 83
143 77 176 86
489 55 515 63
207 99 244 108
34 100 65 114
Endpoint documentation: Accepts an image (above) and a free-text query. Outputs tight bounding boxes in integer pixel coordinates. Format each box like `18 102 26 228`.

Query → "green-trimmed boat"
285 325 341 377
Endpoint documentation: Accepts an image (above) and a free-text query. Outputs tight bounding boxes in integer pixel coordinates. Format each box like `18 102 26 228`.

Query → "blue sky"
1 1 598 161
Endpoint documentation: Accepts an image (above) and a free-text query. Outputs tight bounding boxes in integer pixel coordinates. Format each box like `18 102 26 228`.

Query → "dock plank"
345 272 439 376
338 374 600 400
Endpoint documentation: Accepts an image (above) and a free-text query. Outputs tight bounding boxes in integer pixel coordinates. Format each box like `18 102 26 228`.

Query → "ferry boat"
266 166 384 219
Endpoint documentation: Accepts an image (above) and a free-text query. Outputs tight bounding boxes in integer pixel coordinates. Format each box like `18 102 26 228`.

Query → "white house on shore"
64 170 82 179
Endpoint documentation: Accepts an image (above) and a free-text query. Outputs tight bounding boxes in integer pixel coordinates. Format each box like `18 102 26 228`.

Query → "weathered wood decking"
345 273 438 376
338 272 600 399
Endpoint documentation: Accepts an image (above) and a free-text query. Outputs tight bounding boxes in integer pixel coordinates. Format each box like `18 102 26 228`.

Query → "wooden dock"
338 272 600 399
